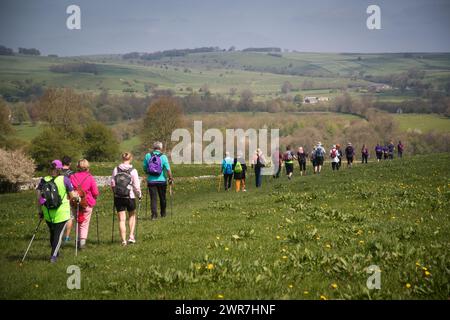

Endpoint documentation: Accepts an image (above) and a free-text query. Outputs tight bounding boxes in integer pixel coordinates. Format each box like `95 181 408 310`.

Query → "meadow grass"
393 114 450 133
0 154 449 299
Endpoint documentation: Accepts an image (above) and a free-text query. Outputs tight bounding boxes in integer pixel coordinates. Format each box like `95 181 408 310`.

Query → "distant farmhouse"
368 83 391 93
303 96 330 104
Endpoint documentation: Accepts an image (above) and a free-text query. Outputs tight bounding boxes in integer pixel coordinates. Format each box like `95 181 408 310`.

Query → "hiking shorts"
285 162 294 175
114 197 136 213
316 156 324 166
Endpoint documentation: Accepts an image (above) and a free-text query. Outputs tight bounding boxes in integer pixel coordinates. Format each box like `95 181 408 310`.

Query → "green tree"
0 99 13 136
30 127 83 170
12 102 30 124
83 122 119 161
141 97 183 152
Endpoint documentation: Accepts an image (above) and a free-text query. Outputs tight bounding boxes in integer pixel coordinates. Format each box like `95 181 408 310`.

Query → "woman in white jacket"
330 145 340 171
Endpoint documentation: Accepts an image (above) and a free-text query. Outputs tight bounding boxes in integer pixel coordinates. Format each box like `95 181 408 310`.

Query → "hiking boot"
64 236 70 243
79 239 86 249
151 215 157 221
50 256 57 263
128 236 136 244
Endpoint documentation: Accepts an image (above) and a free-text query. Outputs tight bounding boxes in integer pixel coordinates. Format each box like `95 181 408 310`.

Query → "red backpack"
70 174 91 210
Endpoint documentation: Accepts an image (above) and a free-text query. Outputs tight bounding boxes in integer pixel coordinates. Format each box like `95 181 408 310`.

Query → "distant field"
2 52 450 101
394 114 450 133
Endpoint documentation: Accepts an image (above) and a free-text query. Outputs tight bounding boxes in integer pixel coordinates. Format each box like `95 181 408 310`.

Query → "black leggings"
46 220 68 258
148 183 167 218
298 160 306 171
224 174 233 190
332 162 339 170
362 154 368 163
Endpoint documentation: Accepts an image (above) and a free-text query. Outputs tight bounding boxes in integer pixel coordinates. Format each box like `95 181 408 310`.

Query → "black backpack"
41 177 62 209
114 167 133 198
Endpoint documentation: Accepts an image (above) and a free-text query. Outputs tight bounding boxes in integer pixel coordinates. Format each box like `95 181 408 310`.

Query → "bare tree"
141 97 184 152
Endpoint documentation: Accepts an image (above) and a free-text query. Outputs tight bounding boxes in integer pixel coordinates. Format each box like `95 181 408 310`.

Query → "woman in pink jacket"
70 159 99 249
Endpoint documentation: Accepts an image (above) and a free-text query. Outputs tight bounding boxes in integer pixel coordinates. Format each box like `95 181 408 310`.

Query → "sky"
0 0 449 56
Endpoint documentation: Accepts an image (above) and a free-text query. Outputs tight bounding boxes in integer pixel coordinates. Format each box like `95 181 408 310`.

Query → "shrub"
0 148 35 193
30 127 83 170
83 122 119 161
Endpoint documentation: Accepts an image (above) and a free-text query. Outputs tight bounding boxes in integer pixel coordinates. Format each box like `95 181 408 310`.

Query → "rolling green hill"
1 52 449 100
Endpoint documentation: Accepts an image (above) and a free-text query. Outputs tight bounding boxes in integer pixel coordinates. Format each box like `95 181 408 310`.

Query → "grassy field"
0 154 449 299
394 114 450 133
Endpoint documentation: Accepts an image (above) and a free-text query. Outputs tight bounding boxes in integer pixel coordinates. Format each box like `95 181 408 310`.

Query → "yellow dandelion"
424 271 431 277
276 235 281 240
422 267 427 271
207 263 214 270
405 283 411 289
216 236 220 240
282 255 288 260
415 262 421 267
325 244 331 249
331 283 338 289
34 284 39 288
303 291 309 295
359 240 365 245
288 284 293 288
217 294 224 299
224 247 229 251
320 295 327 300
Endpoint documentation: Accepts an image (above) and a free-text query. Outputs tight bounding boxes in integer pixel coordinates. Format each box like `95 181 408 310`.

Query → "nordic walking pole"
145 187 148 220
169 182 174 217
111 203 115 243
136 198 141 240
21 218 43 263
96 209 100 244
75 202 79 256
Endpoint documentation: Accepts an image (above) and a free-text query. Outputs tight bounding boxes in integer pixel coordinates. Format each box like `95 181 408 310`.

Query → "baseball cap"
52 159 63 169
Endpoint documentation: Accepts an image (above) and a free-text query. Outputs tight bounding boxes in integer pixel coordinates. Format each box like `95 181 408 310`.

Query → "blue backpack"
147 153 163 176
224 160 233 174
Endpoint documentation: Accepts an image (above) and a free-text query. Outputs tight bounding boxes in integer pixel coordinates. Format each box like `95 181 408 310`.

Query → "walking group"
220 140 404 191
25 142 173 263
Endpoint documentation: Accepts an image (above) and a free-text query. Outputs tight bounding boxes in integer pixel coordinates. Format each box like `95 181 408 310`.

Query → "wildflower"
320 295 327 300
331 283 338 289
325 244 331 249
359 240 364 245
282 255 288 260
424 271 431 277
288 284 293 288
34 284 39 288
415 262 420 267
224 247 229 251
422 267 427 271
217 294 224 299
207 263 214 270
303 291 309 295
405 283 411 289
216 236 220 240
276 235 281 240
